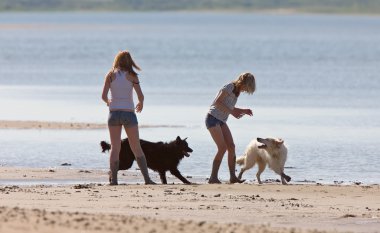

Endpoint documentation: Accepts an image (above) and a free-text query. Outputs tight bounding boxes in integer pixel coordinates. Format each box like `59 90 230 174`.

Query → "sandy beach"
0 167 379 233
1 8 380 233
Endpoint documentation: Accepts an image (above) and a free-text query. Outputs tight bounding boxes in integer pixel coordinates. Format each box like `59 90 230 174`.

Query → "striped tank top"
208 83 237 122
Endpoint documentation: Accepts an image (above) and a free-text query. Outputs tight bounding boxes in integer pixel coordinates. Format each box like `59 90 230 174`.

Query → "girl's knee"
226 143 235 152
134 153 144 159
217 146 227 155
129 144 144 158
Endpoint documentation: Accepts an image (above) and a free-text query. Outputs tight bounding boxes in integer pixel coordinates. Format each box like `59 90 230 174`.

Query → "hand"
231 108 245 119
135 101 143 113
244 109 253 116
106 99 111 106
231 108 253 119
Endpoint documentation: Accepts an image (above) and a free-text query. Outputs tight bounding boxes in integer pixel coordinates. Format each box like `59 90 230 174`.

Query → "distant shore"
0 8 380 16
1 0 380 15
0 167 379 233
0 120 184 130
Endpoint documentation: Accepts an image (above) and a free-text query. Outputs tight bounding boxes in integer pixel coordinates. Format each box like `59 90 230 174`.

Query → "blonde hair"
233 72 256 94
112 50 141 77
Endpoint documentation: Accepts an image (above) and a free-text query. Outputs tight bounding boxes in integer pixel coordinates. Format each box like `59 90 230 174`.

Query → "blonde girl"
102 50 155 185
205 72 256 183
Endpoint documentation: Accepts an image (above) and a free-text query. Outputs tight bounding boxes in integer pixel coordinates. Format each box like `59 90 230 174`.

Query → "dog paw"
145 180 157 185
230 178 246 184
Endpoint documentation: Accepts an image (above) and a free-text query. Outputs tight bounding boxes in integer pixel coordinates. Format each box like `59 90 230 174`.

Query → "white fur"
236 138 290 184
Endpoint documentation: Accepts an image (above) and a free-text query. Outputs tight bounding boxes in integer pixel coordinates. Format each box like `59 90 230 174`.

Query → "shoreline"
0 167 207 186
0 167 379 233
0 120 184 130
0 166 374 186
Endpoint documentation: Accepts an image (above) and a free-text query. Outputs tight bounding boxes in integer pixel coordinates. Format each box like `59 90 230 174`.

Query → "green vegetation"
0 0 379 14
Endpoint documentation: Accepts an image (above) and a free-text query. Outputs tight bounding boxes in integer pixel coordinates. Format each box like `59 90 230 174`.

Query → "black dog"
100 136 193 184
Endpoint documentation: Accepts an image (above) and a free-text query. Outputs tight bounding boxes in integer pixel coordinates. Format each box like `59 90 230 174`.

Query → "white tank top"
109 70 135 111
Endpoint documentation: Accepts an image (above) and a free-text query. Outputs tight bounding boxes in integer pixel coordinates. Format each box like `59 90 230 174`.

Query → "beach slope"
0 167 379 233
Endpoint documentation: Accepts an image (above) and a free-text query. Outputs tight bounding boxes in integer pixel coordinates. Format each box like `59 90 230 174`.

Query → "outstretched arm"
214 90 252 119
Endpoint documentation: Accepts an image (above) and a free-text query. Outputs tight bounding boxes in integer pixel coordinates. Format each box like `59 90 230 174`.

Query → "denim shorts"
205 114 225 129
108 111 138 127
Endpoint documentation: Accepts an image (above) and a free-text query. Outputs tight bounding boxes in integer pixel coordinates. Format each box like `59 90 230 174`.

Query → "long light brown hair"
112 50 141 77
233 72 256 95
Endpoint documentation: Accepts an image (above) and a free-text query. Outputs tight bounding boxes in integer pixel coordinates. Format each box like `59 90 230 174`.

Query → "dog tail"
236 155 246 166
100 141 111 153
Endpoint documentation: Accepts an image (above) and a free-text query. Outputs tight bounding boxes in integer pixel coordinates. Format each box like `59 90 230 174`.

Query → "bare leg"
108 125 122 185
124 125 156 185
208 125 226 184
221 124 245 184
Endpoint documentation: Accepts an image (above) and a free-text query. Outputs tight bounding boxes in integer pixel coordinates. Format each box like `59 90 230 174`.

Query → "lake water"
0 12 379 184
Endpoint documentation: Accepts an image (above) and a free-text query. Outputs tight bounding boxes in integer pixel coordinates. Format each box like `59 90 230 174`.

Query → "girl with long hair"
102 50 155 185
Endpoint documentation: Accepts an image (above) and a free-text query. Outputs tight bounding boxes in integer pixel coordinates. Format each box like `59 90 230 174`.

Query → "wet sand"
0 167 379 233
0 120 184 130
0 120 106 129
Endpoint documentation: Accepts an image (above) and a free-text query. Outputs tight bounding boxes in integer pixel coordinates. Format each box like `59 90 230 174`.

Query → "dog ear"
183 137 188 141
276 139 284 147
176 136 181 144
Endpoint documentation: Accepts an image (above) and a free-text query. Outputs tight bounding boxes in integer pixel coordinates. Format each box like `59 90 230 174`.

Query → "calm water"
0 12 379 184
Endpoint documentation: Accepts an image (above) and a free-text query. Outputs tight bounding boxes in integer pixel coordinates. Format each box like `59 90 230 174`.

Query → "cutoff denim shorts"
205 114 225 129
108 111 138 128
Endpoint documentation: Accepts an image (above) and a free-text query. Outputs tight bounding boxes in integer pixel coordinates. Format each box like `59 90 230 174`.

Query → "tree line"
0 0 379 14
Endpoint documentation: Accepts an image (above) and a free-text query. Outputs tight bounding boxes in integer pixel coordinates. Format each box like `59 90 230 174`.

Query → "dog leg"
281 172 291 185
108 170 112 184
281 176 287 185
159 171 168 184
170 168 191 184
238 168 246 180
256 162 266 184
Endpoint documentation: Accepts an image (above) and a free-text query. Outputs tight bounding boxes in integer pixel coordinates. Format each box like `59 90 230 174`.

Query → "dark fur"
100 136 193 184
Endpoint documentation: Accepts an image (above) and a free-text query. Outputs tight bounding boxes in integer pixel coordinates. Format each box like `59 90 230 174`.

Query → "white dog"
236 137 291 185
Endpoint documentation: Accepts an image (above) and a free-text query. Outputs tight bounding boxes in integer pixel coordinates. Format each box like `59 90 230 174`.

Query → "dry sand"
0 167 379 233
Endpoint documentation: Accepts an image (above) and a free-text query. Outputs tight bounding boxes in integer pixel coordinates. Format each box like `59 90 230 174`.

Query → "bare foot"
109 178 118 185
108 171 118 185
208 178 222 184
